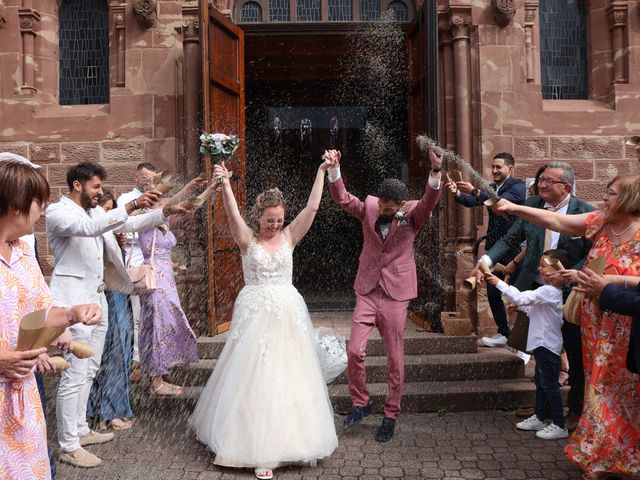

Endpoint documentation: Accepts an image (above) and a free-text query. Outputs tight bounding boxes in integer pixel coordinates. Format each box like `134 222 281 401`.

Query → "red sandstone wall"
0 1 209 331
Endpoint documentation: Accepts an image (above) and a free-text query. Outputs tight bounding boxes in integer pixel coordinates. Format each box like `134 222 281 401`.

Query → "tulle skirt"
188 284 340 468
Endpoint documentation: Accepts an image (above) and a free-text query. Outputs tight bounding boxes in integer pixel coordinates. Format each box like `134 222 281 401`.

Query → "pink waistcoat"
329 177 441 302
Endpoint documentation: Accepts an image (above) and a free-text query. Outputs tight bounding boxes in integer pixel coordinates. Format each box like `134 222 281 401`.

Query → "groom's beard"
378 214 394 221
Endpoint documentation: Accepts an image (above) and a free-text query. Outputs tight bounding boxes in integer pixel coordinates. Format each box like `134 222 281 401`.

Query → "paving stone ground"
48 410 583 480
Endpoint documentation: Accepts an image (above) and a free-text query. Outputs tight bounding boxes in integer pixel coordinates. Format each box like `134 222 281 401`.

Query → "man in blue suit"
576 268 640 375
447 152 526 347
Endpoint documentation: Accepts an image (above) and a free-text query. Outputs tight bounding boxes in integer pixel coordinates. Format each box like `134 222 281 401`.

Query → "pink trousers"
348 287 409 419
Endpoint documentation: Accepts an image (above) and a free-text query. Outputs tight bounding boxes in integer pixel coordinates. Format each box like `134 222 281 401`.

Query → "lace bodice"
242 237 293 286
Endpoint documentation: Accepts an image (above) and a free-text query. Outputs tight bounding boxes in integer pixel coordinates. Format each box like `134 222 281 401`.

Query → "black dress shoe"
375 416 396 442
344 402 372 427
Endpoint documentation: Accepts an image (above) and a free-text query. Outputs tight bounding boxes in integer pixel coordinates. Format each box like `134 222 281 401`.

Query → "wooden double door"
202 5 439 335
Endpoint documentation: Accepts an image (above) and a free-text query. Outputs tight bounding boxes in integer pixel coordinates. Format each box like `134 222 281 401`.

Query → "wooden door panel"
203 6 246 335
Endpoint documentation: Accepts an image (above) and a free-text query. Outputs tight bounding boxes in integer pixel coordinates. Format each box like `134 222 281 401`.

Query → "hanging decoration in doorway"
329 116 339 149
300 118 312 150
272 116 283 159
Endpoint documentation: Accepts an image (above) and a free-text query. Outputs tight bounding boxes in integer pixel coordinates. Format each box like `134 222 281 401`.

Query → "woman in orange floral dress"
497 174 640 480
0 158 102 480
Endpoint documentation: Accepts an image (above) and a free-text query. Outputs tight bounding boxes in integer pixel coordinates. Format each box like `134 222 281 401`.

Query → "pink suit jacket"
329 177 441 302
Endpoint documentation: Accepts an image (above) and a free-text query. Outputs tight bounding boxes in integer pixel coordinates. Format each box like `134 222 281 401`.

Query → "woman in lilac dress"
138 220 198 395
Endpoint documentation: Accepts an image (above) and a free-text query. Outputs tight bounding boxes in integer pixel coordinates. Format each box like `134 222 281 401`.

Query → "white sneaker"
516 415 549 431
535 423 569 440
481 334 508 348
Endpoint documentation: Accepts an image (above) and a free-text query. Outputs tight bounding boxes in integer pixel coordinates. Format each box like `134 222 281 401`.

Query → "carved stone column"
450 10 473 242
181 6 201 179
438 4 477 329
438 26 458 312
18 6 40 93
607 1 628 84
112 3 126 87
524 1 538 83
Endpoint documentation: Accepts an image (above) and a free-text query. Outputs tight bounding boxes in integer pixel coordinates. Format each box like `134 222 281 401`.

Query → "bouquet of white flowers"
199 132 240 163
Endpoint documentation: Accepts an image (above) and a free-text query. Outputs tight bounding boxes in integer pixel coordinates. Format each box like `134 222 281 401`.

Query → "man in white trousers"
47 162 185 468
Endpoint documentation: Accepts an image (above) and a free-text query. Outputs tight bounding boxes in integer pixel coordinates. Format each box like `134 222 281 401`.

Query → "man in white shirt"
47 162 184 468
118 162 157 372
472 161 594 431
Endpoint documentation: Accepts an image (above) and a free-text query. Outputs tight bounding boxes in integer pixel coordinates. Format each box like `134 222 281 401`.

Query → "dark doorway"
244 23 409 309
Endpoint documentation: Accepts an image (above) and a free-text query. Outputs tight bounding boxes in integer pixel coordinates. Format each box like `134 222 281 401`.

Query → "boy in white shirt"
486 249 569 440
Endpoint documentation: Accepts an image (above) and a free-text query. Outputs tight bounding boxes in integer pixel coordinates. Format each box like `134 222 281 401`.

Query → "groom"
326 148 442 442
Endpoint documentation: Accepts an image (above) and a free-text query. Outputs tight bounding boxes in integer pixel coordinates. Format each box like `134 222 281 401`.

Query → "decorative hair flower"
199 132 240 162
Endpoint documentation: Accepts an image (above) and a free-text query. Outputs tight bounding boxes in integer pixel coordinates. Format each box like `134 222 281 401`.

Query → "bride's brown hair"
250 188 286 231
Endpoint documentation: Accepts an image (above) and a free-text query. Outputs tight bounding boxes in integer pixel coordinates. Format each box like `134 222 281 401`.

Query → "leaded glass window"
329 0 352 21
59 0 109 105
297 0 321 21
269 0 290 21
387 1 408 21
539 0 588 100
360 0 380 21
241 1 262 22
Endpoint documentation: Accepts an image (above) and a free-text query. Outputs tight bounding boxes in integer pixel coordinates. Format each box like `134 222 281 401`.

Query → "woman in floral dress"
498 174 640 480
0 159 101 479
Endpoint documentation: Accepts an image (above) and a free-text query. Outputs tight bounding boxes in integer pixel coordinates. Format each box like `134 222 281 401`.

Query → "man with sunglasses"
472 161 595 432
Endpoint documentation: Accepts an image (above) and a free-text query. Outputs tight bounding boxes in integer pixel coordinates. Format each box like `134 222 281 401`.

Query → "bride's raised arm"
285 154 334 247
214 162 254 251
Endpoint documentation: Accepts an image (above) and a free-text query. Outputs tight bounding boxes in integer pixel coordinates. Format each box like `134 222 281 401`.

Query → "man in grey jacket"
47 162 185 468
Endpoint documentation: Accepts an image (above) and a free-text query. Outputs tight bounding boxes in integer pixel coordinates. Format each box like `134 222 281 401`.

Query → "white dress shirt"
495 280 564 355
542 199 570 249
118 188 144 267
480 197 570 269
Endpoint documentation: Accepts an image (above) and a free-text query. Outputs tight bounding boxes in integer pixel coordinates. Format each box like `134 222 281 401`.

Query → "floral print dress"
565 211 640 476
0 241 52 480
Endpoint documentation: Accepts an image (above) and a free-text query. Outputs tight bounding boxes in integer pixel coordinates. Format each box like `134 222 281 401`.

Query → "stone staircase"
133 311 538 415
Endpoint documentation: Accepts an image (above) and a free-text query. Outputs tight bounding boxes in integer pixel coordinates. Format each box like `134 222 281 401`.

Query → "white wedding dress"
189 237 343 469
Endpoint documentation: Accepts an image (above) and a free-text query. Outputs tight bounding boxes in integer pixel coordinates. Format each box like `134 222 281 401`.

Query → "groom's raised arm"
327 167 365 221
409 172 442 230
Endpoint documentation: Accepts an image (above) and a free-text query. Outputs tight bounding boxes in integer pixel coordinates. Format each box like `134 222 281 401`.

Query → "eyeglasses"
537 177 567 186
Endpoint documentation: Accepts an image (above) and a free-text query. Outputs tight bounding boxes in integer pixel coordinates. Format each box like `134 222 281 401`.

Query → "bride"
189 155 343 479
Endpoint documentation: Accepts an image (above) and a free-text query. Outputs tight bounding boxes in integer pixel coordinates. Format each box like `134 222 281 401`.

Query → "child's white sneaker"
535 423 569 440
516 415 549 431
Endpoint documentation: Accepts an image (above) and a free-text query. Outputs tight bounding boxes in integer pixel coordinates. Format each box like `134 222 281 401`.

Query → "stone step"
132 378 547 415
196 331 478 360
167 349 524 387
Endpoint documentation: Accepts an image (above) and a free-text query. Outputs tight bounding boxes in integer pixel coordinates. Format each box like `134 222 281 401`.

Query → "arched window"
386 1 408 21
269 0 290 21
329 0 353 21
360 0 380 21
59 0 109 105
241 1 262 22
539 0 588 100
297 0 321 21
